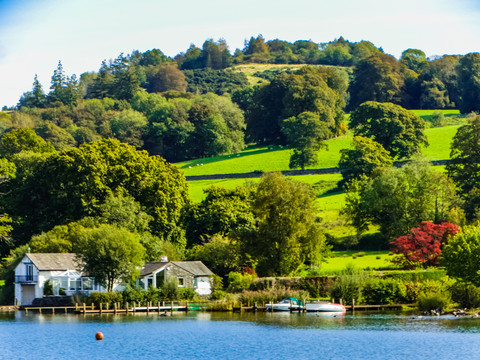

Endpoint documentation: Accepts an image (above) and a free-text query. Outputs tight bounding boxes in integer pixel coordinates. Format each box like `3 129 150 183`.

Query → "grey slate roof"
140 261 213 277
27 253 81 271
140 261 168 276
172 261 214 276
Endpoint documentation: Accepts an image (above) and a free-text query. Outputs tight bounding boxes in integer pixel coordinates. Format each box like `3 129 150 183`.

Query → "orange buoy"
95 332 104 341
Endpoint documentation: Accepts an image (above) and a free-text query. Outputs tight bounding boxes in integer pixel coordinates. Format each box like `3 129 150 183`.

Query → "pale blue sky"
1 0 479 108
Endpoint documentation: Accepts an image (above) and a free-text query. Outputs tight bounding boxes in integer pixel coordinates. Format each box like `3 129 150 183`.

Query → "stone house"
139 258 214 295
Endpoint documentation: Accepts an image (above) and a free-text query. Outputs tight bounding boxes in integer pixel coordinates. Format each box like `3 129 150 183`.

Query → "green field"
178 121 460 177
320 251 395 273
182 110 463 239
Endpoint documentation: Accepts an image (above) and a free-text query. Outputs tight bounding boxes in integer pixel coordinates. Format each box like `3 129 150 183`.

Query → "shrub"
43 280 53 296
87 291 123 306
417 292 451 312
450 283 480 309
227 272 256 291
210 274 223 293
362 278 407 304
179 288 197 300
239 287 309 306
210 290 232 300
330 268 366 305
59 288 66 296
161 278 179 300
122 286 147 305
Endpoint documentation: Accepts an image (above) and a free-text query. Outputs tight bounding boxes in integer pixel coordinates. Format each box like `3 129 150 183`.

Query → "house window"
178 277 185 287
26 264 33 281
82 278 94 291
69 279 81 291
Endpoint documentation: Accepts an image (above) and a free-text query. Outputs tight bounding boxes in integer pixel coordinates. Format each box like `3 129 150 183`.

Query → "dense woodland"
2 36 480 304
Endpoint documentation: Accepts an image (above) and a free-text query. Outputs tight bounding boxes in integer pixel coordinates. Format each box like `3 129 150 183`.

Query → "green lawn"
187 173 343 203
178 119 460 177
320 251 395 273
422 125 460 160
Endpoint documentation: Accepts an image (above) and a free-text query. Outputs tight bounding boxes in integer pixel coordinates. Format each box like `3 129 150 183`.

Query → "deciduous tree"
349 101 427 159
443 226 480 286
390 221 459 268
338 136 392 188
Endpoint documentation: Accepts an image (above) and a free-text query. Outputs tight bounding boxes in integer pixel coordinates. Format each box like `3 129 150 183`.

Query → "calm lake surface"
2 311 480 359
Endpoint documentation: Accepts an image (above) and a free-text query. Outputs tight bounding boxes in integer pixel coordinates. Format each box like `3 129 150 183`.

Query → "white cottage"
14 253 102 306
140 259 214 295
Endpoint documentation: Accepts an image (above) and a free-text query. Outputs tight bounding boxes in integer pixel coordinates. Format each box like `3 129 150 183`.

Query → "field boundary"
185 159 450 181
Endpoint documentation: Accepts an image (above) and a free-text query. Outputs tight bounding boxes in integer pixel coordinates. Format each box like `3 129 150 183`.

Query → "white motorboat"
305 301 346 313
266 298 303 312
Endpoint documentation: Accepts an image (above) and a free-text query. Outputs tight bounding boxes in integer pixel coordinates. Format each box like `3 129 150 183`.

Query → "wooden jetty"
23 306 76 314
76 301 190 315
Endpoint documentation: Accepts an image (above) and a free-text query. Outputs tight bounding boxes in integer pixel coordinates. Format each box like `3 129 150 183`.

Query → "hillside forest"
2 35 480 304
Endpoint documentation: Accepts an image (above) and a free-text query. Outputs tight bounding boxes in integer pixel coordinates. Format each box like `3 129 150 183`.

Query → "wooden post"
171 301 174 313
83 303 86 314
147 302 150 315
332 298 335 304
114 302 117 314
52 307 55 314
25 308 28 315
133 301 136 313
64 307 67 314
106 302 109 311
340 298 343 305
91 303 94 310
126 302 129 314
100 303 103 314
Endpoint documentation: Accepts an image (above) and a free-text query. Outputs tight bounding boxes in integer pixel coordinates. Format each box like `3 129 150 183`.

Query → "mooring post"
83 303 86 314
352 298 355 312
171 301 174 313
133 301 136 313
100 303 103 314
340 298 343 305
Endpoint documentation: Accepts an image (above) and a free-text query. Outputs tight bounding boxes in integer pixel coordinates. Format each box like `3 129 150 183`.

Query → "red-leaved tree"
390 221 459 268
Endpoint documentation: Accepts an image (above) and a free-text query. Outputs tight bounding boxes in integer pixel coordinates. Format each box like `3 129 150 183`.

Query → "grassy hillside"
179 123 459 177
182 110 463 243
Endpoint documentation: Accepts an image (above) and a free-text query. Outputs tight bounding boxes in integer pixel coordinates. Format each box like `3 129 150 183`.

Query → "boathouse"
14 253 104 306
139 258 214 295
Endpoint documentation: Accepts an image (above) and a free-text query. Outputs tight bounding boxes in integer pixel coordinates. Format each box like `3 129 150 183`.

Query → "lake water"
2 311 480 359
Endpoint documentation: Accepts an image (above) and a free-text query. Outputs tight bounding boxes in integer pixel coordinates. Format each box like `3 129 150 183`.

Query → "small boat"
305 301 346 313
266 298 303 312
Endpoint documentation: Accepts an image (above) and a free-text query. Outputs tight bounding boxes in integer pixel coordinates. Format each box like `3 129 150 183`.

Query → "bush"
210 290 232 300
179 288 197 300
227 272 256 291
417 292 451 312
161 278 180 300
43 280 53 296
86 291 123 306
450 283 480 309
330 271 366 305
122 286 147 305
59 288 66 296
362 278 407 304
239 287 309 306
